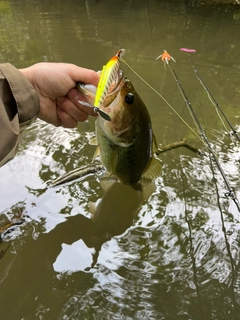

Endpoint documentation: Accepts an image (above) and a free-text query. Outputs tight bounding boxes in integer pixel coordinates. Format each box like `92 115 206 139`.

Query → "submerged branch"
49 164 105 187
156 138 204 156
50 139 204 188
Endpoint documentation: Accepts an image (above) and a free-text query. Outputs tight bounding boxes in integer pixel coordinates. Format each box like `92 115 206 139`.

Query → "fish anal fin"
140 180 156 202
99 175 118 192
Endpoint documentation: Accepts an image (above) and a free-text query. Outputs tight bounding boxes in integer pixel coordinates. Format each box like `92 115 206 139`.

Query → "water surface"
0 0 240 319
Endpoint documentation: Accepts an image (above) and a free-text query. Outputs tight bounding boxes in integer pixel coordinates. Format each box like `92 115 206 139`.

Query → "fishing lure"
78 49 125 121
94 48 126 108
156 50 176 64
180 48 197 53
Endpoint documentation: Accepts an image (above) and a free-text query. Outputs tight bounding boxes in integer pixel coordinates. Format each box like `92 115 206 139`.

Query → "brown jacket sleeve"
0 63 39 167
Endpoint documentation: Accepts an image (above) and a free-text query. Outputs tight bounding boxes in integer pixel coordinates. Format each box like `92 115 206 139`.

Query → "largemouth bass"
77 69 162 188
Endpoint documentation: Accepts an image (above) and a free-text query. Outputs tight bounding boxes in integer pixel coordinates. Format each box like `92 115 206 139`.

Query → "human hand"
19 62 100 127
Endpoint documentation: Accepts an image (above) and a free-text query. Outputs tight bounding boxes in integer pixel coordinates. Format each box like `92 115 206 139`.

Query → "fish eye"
125 93 134 105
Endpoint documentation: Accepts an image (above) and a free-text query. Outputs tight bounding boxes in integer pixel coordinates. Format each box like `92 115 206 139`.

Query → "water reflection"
1 144 240 317
54 182 142 271
0 179 149 319
0 0 240 319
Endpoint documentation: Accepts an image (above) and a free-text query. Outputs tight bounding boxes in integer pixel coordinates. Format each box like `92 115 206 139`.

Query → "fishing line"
179 162 205 319
182 50 240 142
166 60 240 213
170 110 205 318
208 155 238 320
120 58 203 144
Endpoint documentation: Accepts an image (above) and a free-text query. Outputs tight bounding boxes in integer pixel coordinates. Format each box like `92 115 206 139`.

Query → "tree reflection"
0 0 240 318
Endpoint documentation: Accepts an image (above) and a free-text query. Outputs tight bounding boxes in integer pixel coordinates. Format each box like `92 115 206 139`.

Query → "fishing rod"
120 57 203 144
157 51 240 212
180 48 240 142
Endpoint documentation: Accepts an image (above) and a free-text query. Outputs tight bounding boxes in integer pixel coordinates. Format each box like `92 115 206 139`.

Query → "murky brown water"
0 0 240 319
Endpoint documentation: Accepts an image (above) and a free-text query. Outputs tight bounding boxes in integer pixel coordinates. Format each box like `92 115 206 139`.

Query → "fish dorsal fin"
89 136 98 145
141 156 162 181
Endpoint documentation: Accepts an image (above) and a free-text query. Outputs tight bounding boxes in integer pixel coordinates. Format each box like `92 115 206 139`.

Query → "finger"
61 64 100 86
57 96 89 123
67 88 98 118
57 106 78 128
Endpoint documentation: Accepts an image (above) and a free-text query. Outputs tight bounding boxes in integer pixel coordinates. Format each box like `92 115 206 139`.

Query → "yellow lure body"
94 49 125 108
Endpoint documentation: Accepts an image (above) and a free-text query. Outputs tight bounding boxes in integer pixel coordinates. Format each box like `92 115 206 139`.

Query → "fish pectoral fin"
138 157 162 201
89 136 98 145
92 145 100 162
89 201 97 215
109 148 119 175
152 134 159 153
141 156 162 181
104 147 118 176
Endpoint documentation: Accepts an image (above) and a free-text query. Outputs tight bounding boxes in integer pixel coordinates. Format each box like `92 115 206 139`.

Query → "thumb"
63 64 100 86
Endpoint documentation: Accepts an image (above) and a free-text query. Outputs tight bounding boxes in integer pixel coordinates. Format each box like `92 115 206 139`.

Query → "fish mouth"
106 69 124 97
77 70 124 108
102 70 125 108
